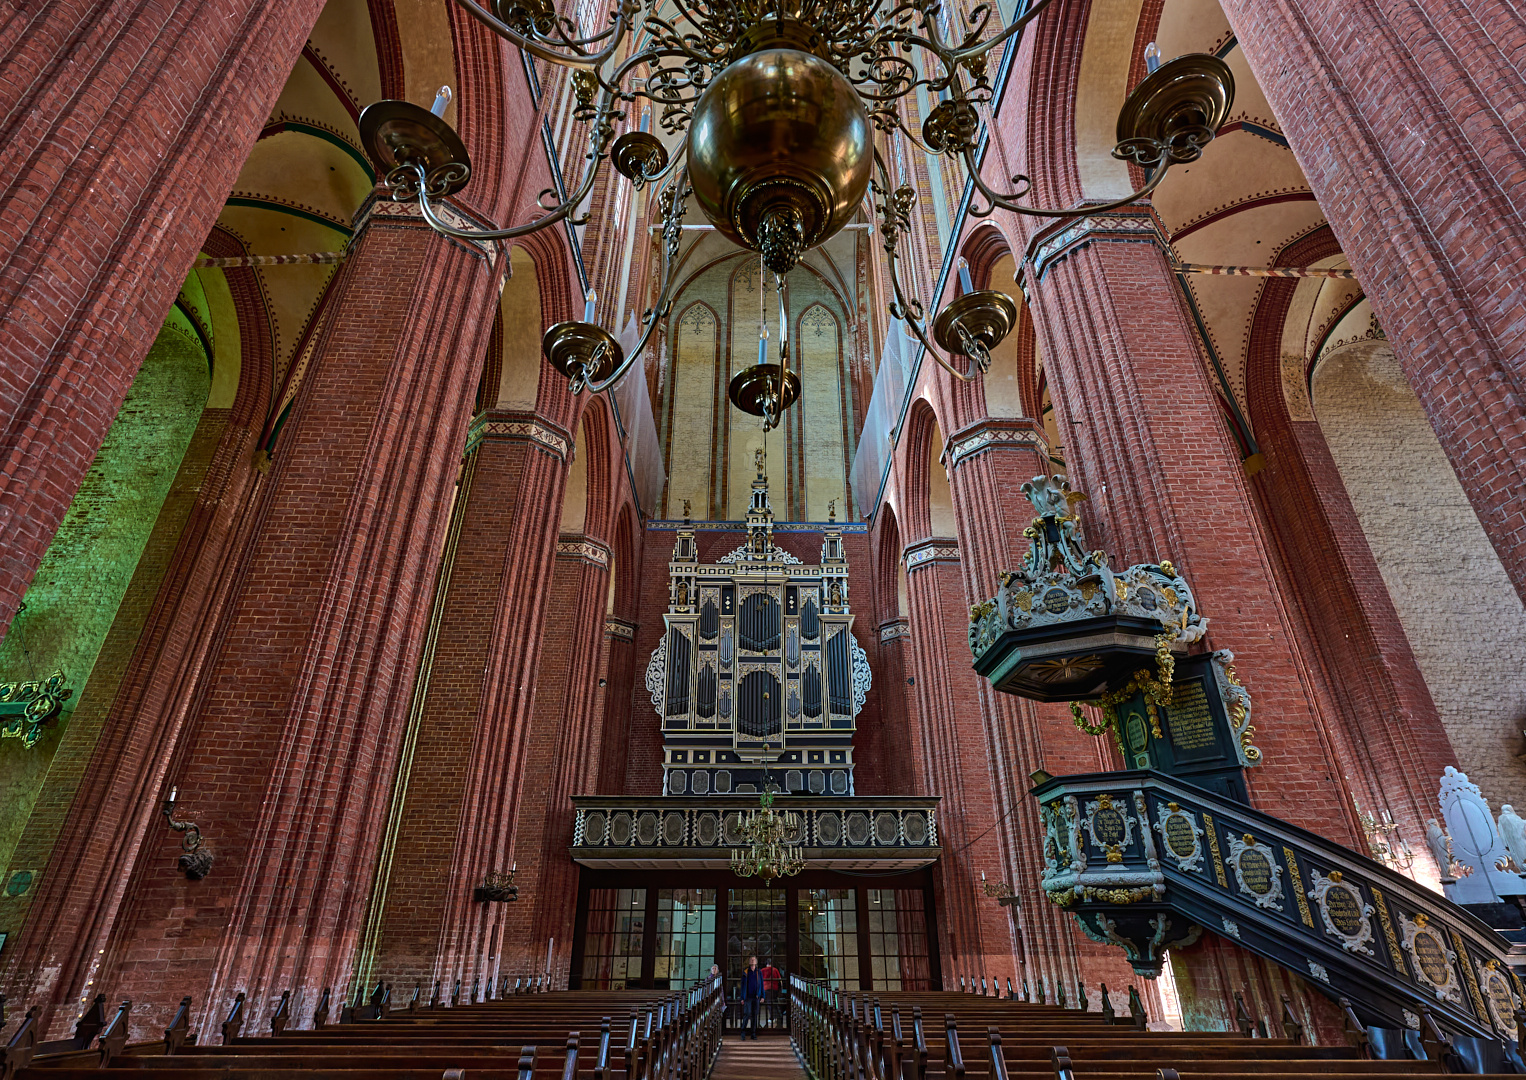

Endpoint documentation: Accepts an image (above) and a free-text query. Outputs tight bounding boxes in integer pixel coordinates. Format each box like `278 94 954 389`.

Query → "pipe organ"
646 462 869 797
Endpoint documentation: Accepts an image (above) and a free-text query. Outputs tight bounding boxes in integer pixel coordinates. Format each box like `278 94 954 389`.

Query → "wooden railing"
786 973 1523 1078
0 974 724 1080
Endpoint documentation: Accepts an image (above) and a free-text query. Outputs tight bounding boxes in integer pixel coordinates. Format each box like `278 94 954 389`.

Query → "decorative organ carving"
646 461 869 796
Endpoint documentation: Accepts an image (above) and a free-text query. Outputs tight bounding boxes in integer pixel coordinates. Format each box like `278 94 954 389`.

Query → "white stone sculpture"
1438 766 1526 903
1425 818 1455 883
1498 805 1526 875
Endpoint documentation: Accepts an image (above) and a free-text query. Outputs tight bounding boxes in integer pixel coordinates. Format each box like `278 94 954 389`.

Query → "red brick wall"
1027 230 1363 846
522 546 610 985
1217 0 1526 606
1242 232 1457 868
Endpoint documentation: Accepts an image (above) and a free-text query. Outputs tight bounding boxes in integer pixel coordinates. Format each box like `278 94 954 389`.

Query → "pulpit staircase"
966 473 1526 1056
1031 769 1526 1050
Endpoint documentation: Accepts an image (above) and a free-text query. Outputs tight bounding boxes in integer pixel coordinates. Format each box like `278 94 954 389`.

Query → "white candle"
757 327 769 365
1144 42 1161 74
430 85 453 117
957 256 974 295
168 787 177 803
583 289 597 323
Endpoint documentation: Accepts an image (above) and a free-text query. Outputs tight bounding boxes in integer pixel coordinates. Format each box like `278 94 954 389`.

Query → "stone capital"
904 537 961 571
1023 208 1166 283
945 417 1048 471
465 410 573 460
352 190 504 268
556 533 611 567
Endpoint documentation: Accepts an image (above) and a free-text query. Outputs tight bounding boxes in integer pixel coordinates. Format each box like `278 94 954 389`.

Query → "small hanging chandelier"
730 788 806 884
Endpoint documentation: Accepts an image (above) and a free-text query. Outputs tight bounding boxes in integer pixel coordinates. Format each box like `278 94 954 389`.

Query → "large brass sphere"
687 49 872 268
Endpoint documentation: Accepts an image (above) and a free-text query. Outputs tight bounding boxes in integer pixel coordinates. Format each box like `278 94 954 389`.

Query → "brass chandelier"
357 0 1233 426
730 787 806 883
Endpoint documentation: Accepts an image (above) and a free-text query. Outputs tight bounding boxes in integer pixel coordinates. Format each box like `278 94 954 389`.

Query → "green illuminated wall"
0 309 210 872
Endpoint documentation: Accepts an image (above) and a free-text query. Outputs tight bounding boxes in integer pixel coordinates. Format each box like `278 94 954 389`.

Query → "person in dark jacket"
740 955 764 1040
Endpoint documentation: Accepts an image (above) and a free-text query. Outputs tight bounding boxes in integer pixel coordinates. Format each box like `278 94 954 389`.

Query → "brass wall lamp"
162 787 213 880
474 862 519 903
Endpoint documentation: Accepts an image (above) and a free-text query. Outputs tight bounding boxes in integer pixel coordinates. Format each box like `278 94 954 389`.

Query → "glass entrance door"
727 889 787 1032
572 872 940 993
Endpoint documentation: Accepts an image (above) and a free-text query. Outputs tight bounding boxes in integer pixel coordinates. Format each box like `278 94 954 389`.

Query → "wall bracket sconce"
163 788 212 880
474 865 518 903
981 871 1018 907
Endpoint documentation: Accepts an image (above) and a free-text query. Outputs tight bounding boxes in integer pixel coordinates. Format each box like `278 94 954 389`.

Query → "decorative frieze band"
646 519 868 534
904 538 960 571
879 620 910 642
1027 210 1164 281
605 618 637 640
465 411 572 459
557 536 611 567
946 420 1048 470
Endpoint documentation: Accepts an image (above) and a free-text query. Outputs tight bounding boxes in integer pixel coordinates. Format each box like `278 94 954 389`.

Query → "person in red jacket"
760 958 783 1028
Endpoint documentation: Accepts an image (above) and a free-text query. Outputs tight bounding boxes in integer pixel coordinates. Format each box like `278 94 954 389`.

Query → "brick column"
81 196 504 1037
1219 0 1526 604
0 0 324 641
864 622 916 796
598 619 638 794
422 456 599 990
518 537 611 986
1024 213 1363 847
359 412 573 992
940 417 1142 1001
901 537 1014 985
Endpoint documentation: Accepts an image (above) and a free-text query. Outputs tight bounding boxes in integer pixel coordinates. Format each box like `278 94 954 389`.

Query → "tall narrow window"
866 889 932 990
665 304 717 518
654 889 716 990
580 889 648 989
799 889 859 988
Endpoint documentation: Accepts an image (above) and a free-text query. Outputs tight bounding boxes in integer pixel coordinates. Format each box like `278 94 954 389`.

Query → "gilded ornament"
0 670 74 748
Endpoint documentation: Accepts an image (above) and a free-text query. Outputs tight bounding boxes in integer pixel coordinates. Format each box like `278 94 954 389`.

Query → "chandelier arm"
633 128 690 185
605 44 694 98
946 0 1057 64
573 170 691 394
641 19 728 71
957 140 1174 218
872 172 982 384
878 109 940 156
851 67 939 102
451 0 631 68
891 255 983 383
408 93 616 241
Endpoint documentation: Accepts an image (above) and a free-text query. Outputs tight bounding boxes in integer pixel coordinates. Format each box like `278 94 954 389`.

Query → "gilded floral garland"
1068 633 1177 744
